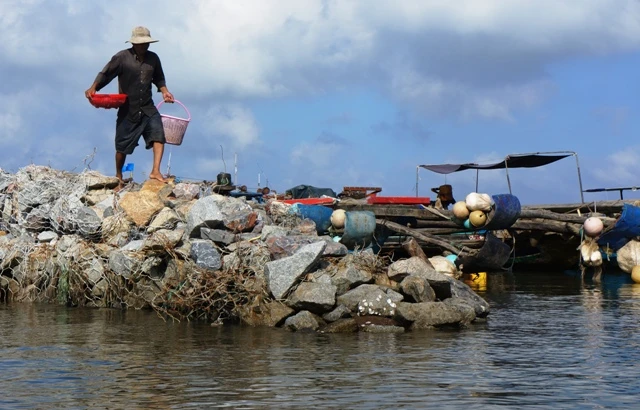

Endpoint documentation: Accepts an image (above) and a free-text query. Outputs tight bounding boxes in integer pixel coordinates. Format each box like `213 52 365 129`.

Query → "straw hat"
126 26 158 44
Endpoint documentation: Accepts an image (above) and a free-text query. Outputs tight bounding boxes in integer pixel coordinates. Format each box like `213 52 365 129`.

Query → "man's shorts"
115 112 166 155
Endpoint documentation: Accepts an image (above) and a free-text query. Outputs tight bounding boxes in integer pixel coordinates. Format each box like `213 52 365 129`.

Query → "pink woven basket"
157 100 191 146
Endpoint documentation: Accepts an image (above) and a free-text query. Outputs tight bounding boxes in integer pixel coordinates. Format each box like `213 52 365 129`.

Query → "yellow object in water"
632 265 640 284
463 272 487 291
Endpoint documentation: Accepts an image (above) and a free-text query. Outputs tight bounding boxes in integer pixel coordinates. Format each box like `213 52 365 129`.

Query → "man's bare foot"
149 172 167 183
113 177 133 192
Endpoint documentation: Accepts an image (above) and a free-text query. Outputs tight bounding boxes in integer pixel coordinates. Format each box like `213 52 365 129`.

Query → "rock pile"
0 165 489 332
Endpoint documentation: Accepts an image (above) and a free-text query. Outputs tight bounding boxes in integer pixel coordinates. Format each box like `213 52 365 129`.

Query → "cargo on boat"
332 151 640 280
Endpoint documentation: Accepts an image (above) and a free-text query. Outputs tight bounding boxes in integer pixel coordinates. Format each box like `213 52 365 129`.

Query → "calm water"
1 270 640 409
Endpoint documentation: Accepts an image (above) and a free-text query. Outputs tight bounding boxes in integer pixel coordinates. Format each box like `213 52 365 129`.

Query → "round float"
330 209 346 229
469 210 487 227
583 217 604 238
453 201 470 220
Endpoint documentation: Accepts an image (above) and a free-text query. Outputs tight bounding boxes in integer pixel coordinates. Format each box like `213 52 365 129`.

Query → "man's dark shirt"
94 48 167 122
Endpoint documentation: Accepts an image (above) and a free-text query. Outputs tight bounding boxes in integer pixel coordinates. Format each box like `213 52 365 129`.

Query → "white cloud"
2 0 640 193
291 141 336 168
0 110 22 145
592 148 640 185
193 158 228 180
204 104 260 150
3 0 640 117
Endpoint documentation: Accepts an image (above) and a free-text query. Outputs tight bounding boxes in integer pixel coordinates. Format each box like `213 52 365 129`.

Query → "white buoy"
453 201 470 220
330 209 346 229
584 217 604 238
465 192 492 212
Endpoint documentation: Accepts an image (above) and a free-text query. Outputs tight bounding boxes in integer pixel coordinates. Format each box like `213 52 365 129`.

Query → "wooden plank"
512 219 582 235
521 200 629 215
376 219 461 254
339 204 446 220
519 209 616 225
341 202 625 222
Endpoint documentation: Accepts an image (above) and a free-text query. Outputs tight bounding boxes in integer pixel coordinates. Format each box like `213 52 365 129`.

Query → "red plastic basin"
90 94 127 109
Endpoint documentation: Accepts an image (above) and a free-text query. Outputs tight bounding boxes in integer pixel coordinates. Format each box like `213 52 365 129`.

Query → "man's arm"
153 56 173 102
85 53 121 99
159 86 174 103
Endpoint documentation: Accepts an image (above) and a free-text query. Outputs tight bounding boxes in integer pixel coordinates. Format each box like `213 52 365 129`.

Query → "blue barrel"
598 203 640 250
340 211 377 250
484 194 521 230
290 204 334 234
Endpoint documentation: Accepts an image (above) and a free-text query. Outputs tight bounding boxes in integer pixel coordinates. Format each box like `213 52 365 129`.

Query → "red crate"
366 196 431 205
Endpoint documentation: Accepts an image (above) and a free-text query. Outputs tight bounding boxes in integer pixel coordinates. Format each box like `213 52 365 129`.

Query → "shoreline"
0 165 489 332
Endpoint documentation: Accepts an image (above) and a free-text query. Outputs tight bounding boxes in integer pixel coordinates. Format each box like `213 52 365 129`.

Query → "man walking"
85 26 174 188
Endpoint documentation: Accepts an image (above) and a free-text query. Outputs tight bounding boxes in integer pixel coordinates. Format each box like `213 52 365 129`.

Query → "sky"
2 0 640 205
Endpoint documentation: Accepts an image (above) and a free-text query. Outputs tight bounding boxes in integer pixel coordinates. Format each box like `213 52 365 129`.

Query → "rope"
165 146 173 176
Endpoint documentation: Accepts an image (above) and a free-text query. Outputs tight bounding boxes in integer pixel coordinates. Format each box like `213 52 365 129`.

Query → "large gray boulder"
336 284 383 311
331 265 373 295
388 256 437 281
322 304 352 322
239 300 295 327
108 250 144 279
148 207 182 233
286 282 337 314
186 194 255 237
407 264 491 318
400 274 436 303
448 279 490 318
201 227 237 245
189 239 222 270
265 241 326 299
283 310 325 331
266 236 347 260
356 287 403 317
394 298 476 329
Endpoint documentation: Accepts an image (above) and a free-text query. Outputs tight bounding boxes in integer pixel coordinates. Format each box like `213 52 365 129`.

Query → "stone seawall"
0 165 489 332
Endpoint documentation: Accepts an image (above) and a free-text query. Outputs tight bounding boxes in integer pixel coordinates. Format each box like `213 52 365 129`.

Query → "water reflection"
1 271 640 408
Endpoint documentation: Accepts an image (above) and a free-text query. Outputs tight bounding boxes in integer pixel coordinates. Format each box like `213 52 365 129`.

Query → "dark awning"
419 153 572 175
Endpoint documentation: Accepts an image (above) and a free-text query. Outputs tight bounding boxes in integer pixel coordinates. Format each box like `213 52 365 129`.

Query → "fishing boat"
340 151 637 273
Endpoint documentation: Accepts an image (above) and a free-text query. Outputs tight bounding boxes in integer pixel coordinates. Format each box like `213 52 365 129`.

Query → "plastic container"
157 100 191 145
340 211 377 250
598 203 640 250
290 204 334 234
90 94 127 109
483 194 521 230
457 232 512 272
